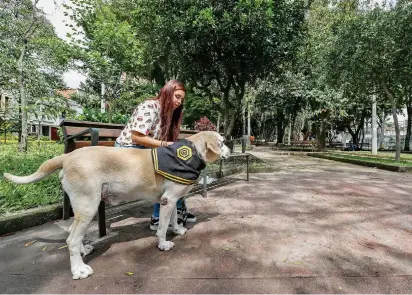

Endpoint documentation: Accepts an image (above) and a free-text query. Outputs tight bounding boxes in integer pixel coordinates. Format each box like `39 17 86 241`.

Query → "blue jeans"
114 142 184 219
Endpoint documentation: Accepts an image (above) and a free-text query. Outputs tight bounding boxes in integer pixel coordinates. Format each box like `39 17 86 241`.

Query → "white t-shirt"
115 100 161 146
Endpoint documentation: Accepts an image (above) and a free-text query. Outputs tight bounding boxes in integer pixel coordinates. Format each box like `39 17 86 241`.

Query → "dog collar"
152 139 206 185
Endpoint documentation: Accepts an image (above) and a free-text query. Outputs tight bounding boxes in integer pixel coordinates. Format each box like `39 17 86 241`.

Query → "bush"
75 108 129 124
194 116 216 131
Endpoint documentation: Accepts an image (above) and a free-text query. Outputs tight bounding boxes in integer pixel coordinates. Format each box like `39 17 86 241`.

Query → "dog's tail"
3 154 67 184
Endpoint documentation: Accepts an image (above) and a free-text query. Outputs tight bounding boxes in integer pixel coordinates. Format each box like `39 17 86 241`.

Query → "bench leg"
202 169 208 198
98 200 106 237
63 192 73 220
219 159 223 178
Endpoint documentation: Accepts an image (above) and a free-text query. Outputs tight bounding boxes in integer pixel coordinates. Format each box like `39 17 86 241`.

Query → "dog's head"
188 131 231 163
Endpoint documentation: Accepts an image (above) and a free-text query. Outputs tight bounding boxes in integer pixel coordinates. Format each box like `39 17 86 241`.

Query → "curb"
308 153 412 173
0 165 278 236
0 203 62 236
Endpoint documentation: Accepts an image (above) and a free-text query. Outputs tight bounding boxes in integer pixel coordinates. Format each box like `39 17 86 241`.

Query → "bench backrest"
60 119 199 153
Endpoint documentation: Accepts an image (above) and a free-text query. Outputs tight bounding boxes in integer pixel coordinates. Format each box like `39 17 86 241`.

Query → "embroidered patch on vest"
176 146 192 161
152 140 206 185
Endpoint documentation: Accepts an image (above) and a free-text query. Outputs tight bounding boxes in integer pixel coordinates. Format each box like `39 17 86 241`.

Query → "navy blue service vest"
151 139 206 185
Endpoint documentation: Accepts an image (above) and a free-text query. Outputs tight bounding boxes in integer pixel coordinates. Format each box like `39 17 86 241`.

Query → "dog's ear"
206 140 220 156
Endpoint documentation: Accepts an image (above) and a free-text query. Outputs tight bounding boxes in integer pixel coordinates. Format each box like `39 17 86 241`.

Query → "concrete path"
1 148 412 293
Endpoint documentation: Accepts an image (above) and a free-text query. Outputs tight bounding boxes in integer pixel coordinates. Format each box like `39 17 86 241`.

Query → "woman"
114 80 196 230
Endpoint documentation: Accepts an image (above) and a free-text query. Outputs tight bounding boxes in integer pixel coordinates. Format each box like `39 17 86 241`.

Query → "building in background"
0 88 83 141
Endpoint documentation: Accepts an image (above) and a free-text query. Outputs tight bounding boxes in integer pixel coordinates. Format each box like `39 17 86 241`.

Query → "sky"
38 0 85 89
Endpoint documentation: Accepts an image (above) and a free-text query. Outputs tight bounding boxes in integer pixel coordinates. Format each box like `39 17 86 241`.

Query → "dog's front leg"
156 198 176 251
157 182 191 251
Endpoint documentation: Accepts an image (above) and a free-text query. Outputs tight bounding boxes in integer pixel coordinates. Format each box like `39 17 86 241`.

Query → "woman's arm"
131 131 173 147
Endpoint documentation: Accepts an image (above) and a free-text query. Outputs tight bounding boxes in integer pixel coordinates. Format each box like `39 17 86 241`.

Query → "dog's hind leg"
66 196 100 280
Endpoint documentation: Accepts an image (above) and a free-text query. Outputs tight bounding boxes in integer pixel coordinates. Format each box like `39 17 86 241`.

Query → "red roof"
57 89 77 99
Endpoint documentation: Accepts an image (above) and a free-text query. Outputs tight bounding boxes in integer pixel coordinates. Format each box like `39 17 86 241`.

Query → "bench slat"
64 126 123 138
64 127 197 139
74 141 116 149
59 119 125 129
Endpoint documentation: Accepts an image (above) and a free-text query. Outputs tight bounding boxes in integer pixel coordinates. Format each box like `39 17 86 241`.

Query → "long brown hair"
151 80 185 141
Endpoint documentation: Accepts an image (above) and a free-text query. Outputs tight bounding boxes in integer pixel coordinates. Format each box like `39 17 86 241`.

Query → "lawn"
325 151 412 167
0 142 64 215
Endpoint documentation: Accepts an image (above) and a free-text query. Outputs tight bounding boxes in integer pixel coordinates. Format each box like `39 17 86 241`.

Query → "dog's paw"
172 226 187 236
72 263 94 280
80 244 94 257
157 241 175 251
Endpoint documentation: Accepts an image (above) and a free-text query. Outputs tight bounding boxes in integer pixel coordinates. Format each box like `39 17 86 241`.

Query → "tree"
128 0 306 138
254 71 310 144
66 0 143 123
0 0 69 152
325 1 412 161
303 0 412 158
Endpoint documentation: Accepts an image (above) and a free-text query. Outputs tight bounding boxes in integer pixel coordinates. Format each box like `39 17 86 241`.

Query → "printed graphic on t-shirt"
115 100 161 146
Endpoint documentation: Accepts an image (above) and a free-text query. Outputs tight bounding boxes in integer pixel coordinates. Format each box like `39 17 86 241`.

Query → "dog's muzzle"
220 145 231 159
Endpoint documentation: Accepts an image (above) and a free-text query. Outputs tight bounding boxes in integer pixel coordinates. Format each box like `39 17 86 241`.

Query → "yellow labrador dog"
4 131 230 280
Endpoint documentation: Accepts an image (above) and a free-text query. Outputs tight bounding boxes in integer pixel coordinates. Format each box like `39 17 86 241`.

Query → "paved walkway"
1 148 412 293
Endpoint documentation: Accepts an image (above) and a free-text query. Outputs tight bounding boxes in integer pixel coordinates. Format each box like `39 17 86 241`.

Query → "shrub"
194 116 216 131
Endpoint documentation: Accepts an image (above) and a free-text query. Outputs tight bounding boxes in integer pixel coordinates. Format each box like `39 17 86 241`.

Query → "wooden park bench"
60 119 250 237
327 141 344 150
290 140 316 151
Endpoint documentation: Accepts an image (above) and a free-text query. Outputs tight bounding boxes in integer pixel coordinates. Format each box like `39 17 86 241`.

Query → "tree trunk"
380 111 385 149
276 110 284 144
247 103 251 145
382 82 400 161
316 122 326 151
404 99 412 151
223 80 243 140
291 115 297 141
18 43 28 153
242 102 246 135
222 88 231 139
216 112 221 133
392 99 401 161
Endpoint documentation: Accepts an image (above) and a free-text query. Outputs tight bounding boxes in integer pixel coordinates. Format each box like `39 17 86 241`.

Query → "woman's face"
173 89 185 110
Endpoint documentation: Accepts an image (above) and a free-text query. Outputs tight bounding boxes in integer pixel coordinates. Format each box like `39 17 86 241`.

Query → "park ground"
1 148 412 293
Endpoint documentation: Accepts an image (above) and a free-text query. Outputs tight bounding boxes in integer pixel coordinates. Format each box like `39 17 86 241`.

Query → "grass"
0 142 64 215
324 151 412 167
336 151 412 161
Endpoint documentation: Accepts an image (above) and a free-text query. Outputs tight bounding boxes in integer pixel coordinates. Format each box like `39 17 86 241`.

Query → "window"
4 96 9 109
42 126 50 137
0 95 9 110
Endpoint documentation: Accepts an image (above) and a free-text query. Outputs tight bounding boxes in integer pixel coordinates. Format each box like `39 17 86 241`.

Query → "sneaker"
178 209 197 223
149 216 184 231
185 212 197 223
179 200 196 223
